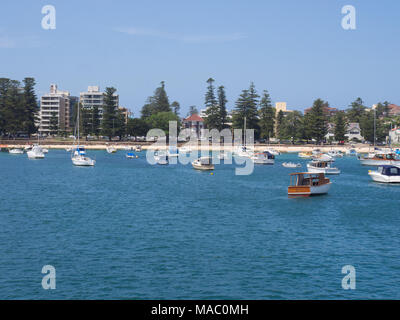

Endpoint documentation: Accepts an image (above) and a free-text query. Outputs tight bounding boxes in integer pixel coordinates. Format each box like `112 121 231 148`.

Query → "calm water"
1 149 400 299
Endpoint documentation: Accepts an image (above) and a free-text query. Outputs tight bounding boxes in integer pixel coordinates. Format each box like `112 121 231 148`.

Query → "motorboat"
154 151 168 165
179 146 192 154
346 148 357 156
126 152 138 159
27 145 45 159
298 151 313 158
9 148 24 154
368 165 400 183
263 148 280 156
288 172 331 197
42 148 49 154
307 160 340 175
192 157 214 170
250 151 274 165
282 162 301 168
106 146 117 153
313 153 334 162
234 145 253 158
359 152 400 166
327 150 343 158
24 145 33 152
134 145 142 152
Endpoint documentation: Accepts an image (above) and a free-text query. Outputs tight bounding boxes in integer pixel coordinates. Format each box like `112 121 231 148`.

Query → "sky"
1 0 399 117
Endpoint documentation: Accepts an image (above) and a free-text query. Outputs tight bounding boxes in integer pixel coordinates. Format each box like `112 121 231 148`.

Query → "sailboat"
27 132 45 159
71 104 95 166
234 117 253 158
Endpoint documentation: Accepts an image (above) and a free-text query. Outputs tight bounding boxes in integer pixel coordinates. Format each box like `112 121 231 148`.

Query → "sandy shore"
0 141 384 153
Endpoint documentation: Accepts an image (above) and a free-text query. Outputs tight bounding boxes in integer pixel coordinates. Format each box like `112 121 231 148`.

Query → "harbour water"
1 150 400 299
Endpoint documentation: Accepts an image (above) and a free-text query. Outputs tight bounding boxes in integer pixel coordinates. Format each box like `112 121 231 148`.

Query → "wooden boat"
288 172 331 197
368 165 400 183
192 157 214 170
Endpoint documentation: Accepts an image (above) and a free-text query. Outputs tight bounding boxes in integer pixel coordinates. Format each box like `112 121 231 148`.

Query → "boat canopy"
377 166 400 176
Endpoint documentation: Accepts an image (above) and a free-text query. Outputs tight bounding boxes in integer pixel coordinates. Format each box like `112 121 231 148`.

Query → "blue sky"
1 0 399 116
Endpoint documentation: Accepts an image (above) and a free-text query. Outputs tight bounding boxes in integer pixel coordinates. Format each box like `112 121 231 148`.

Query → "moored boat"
9 148 24 154
288 172 331 196
126 152 138 159
368 165 400 183
327 150 343 158
307 160 340 175
27 145 45 159
282 162 301 168
359 152 400 166
346 148 358 156
192 157 214 170
298 151 313 158
106 146 117 153
250 151 274 165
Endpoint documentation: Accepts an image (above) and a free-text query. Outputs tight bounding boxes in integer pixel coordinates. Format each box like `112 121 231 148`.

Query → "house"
389 127 400 144
388 104 400 116
324 122 363 142
182 114 205 139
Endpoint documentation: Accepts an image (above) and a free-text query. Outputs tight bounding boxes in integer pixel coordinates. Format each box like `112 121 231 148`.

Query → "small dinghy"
9 148 24 154
282 162 301 168
126 152 138 159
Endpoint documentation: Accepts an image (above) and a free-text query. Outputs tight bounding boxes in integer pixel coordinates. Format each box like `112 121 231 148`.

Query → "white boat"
282 162 301 168
9 148 24 154
307 160 340 175
263 148 280 156
42 148 49 154
288 172 331 197
359 152 400 166
368 165 400 183
71 103 95 166
250 152 274 165
327 150 343 158
167 146 179 158
134 145 142 152
298 152 313 158
65 147 72 152
24 145 33 152
192 157 214 170
106 146 117 153
179 146 192 153
313 153 334 162
154 151 169 165
27 145 45 159
234 145 253 158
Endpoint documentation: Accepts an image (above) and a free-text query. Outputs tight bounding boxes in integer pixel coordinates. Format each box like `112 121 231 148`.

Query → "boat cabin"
377 165 400 176
309 161 330 168
372 153 398 161
288 172 331 196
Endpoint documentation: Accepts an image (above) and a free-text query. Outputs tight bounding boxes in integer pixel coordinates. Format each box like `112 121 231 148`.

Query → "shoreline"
1 141 392 153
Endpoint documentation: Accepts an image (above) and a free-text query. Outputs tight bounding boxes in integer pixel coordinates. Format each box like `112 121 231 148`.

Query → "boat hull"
72 158 95 166
360 159 400 166
192 163 214 170
288 183 331 196
27 151 45 159
307 165 340 175
368 172 400 183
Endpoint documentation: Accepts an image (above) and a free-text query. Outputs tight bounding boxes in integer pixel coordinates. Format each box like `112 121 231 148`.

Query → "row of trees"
0 77 38 137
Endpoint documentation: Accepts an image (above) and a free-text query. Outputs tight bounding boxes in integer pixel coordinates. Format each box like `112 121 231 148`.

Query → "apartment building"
79 86 119 118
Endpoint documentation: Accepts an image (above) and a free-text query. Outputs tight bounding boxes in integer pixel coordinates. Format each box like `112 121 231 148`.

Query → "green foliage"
217 85 228 130
127 118 150 137
308 99 328 143
276 110 285 140
204 78 221 130
232 82 260 138
49 111 59 135
146 111 180 135
280 111 303 142
187 106 198 117
171 101 180 116
22 77 39 136
334 111 347 141
360 111 386 143
141 81 171 118
101 87 118 140
346 97 366 123
258 90 275 140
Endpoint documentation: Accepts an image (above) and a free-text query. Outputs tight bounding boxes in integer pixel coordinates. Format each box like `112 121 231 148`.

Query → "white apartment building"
40 84 73 135
79 86 119 118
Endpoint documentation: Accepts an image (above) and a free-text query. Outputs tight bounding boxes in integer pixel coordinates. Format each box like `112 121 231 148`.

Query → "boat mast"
77 102 80 146
244 116 247 147
373 109 376 148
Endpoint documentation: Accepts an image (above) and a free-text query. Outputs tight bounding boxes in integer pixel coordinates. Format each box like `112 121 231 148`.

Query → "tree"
0 78 11 135
91 105 101 137
4 80 24 137
171 101 180 116
347 97 366 123
334 111 347 142
276 110 284 140
22 77 38 137
127 118 150 137
101 87 118 140
187 106 198 117
204 78 221 130
309 99 328 144
49 111 59 135
114 109 126 140
258 90 275 140
146 111 180 137
281 111 303 143
81 107 91 138
300 112 313 143
217 85 228 130
232 82 260 138
360 110 386 143
141 81 171 118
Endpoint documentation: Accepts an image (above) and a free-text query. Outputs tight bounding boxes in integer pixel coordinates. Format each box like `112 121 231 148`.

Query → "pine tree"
171 101 180 116
91 105 101 137
49 111 59 135
153 81 171 113
204 78 221 130
258 90 275 140
187 106 198 117
22 77 38 137
0 78 11 135
276 110 285 140
334 111 347 142
232 82 260 138
347 97 366 123
309 99 328 144
101 87 118 140
217 85 228 130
